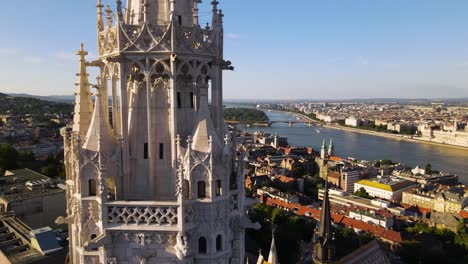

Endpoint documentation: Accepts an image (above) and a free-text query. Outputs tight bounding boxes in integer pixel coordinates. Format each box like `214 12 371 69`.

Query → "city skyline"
1 0 468 99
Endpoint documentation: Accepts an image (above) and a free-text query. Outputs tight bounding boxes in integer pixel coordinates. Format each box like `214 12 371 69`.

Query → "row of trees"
223 108 269 123
0 143 65 178
400 222 468 263
247 203 374 264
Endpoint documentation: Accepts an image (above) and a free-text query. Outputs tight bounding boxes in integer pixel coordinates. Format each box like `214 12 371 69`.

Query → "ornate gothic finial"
130 10 136 25
211 0 219 12
192 1 199 25
97 0 104 32
170 0 176 14
116 0 123 21
218 9 224 23
77 43 88 58
105 5 114 28
143 0 149 22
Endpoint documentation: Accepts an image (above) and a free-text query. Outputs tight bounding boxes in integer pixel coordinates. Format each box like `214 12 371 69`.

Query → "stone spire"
312 178 335 264
190 82 222 153
82 76 117 153
327 138 334 157
267 234 279 264
320 139 327 160
72 43 94 140
97 0 104 32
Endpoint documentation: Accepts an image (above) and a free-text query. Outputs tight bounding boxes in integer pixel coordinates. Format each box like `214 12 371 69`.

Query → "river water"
237 110 468 184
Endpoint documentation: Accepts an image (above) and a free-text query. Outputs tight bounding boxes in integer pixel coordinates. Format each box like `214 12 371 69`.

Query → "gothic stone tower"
62 1 249 263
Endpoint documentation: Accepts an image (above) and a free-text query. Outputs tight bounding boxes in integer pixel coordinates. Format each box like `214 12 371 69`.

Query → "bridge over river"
225 120 316 127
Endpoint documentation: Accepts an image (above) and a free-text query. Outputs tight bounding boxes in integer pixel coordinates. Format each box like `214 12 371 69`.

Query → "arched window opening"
198 237 207 254
197 181 206 198
216 180 222 196
207 78 212 113
216 235 222 251
88 179 97 196
106 77 113 128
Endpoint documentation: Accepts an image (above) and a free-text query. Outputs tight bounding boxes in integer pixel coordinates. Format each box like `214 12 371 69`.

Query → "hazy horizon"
1 0 468 99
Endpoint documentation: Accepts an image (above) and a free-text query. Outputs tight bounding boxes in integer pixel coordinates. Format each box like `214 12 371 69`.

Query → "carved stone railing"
106 201 178 226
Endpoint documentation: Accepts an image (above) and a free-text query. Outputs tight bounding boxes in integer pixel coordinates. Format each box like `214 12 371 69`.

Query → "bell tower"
63 1 251 263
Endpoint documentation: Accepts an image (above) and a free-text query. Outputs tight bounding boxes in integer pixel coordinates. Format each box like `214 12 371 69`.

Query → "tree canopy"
0 143 18 172
224 108 269 123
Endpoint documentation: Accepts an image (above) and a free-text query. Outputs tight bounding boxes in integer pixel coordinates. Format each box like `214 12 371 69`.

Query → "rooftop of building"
356 177 415 192
0 169 64 203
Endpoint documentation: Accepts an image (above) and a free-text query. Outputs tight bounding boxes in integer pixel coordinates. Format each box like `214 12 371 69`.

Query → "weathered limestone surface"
63 1 249 263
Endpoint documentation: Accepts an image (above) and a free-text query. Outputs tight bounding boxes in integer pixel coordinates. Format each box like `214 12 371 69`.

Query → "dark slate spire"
312 177 335 263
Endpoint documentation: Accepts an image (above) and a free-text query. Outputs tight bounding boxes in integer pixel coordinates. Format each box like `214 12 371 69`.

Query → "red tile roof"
459 210 468 219
329 156 344 162
260 195 403 244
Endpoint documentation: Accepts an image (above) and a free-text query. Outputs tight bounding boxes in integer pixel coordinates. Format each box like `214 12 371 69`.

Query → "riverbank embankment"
272 110 468 151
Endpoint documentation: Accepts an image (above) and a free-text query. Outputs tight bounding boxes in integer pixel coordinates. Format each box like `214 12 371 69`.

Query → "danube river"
238 110 468 184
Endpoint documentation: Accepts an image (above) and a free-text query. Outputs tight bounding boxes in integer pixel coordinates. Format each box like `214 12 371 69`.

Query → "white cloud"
356 56 369 65
226 33 240 40
329 57 345 63
456 61 468 68
0 48 20 55
23 56 43 63
55 51 76 61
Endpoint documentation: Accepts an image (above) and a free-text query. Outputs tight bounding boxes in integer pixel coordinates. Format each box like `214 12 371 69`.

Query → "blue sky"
1 0 468 99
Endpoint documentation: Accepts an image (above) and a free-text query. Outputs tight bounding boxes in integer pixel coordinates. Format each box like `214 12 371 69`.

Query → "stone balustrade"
106 201 178 226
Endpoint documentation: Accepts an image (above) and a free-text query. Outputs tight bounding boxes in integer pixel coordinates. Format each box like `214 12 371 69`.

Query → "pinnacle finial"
116 0 123 20
97 0 104 32
77 43 88 59
211 0 219 11
105 5 113 27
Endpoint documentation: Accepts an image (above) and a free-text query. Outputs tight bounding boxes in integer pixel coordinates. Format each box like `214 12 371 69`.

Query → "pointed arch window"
216 180 222 196
88 179 97 196
197 181 206 198
216 235 222 251
198 237 207 254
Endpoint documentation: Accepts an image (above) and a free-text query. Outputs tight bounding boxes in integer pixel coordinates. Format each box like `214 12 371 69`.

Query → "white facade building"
345 117 360 127
348 210 393 229
354 178 416 202
62 1 254 263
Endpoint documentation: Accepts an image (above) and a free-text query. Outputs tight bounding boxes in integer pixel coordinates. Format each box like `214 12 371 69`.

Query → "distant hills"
7 93 75 103
4 93 468 106
0 93 73 116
